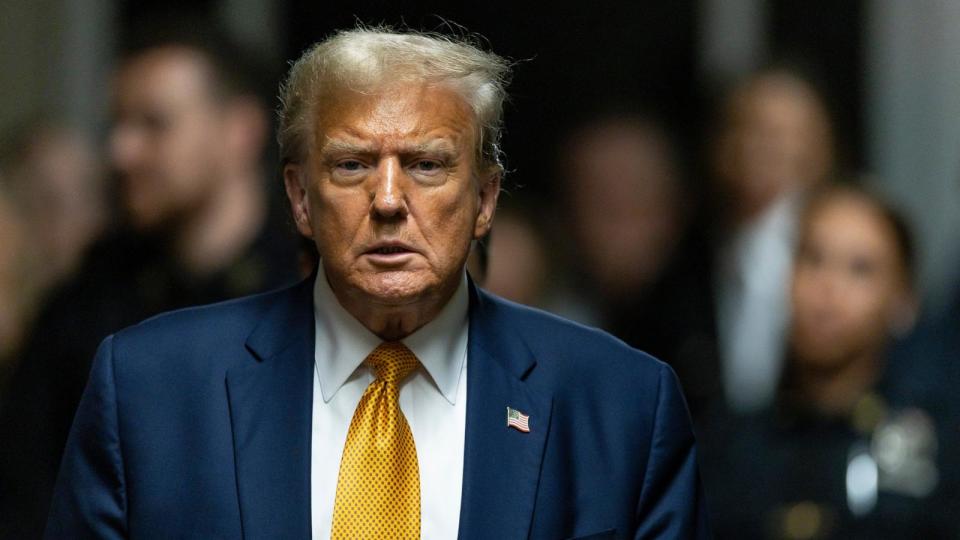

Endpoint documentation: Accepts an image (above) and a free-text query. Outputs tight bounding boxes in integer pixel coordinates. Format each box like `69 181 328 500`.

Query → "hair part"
277 26 512 173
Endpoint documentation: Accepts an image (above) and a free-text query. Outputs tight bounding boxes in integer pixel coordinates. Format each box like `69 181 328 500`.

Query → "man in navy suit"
47 27 710 539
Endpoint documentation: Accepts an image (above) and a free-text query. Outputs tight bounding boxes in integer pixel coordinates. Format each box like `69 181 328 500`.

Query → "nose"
370 157 408 220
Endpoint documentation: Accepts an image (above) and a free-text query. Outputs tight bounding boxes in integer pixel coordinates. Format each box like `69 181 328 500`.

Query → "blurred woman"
701 184 958 539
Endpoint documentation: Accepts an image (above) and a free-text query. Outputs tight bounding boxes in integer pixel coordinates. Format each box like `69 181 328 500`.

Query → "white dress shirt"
715 193 800 413
310 267 469 540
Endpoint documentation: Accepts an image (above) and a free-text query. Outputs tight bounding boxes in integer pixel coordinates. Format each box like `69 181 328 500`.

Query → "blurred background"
1 1 959 538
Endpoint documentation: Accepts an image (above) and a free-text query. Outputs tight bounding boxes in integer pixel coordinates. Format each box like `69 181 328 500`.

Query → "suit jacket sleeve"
634 364 711 539
45 335 128 539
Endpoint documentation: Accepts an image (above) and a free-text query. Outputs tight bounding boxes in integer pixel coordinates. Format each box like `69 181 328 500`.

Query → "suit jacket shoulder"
473 289 669 407
109 279 311 381
464 287 709 539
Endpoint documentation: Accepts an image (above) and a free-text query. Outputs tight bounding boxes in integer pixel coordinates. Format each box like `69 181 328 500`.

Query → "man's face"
565 122 681 297
789 195 907 370
286 82 499 309
109 47 228 230
715 77 832 220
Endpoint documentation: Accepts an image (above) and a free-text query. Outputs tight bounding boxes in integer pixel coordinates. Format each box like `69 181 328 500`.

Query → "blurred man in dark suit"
0 23 299 538
638 67 836 420
554 111 688 330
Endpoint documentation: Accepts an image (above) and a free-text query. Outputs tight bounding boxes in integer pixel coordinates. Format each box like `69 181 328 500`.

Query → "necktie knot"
365 342 419 385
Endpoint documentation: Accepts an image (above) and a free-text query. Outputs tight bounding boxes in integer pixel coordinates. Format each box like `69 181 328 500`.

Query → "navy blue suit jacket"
47 277 710 539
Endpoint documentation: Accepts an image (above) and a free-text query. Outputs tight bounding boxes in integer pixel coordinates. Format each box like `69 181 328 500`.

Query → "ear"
283 163 314 238
473 170 501 239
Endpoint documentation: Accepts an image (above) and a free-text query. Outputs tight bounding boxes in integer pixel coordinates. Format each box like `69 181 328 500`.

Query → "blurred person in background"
642 67 836 419
0 122 105 390
712 68 835 414
0 121 105 301
0 188 27 387
0 20 299 538
479 205 551 307
701 185 958 539
553 110 688 332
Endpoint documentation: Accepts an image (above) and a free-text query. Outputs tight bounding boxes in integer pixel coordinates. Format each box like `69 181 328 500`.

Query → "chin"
125 207 164 232
794 342 848 370
355 270 438 306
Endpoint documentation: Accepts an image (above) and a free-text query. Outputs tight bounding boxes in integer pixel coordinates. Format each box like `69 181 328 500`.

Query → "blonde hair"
277 26 512 172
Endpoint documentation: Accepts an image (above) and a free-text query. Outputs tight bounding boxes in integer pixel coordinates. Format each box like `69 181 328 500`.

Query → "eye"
412 159 442 173
337 160 365 172
141 111 170 134
329 158 369 184
849 256 876 278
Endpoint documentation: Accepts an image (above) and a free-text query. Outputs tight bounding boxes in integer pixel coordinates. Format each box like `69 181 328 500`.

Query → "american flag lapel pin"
506 406 531 433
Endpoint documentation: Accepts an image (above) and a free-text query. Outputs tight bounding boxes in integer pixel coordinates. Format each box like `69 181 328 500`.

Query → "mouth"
361 242 419 265
369 246 412 255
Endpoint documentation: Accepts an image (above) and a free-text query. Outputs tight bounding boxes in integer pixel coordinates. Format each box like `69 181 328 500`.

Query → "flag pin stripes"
506 407 531 433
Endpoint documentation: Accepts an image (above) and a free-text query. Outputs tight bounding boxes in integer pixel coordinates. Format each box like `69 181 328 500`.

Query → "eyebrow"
319 139 375 157
319 138 459 158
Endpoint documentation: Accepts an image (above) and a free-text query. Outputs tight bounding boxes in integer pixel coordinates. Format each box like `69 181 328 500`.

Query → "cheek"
421 189 478 247
828 279 887 345
162 126 217 187
790 267 818 311
449 205 481 255
848 282 894 329
311 189 367 248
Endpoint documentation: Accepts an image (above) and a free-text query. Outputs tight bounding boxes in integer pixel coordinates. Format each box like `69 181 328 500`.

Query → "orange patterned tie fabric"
331 342 422 540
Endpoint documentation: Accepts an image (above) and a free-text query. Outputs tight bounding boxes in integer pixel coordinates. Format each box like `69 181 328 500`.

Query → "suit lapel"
226 278 315 540
458 283 553 540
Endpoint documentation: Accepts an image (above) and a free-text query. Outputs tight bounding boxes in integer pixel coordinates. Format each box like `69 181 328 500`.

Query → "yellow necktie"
331 342 421 539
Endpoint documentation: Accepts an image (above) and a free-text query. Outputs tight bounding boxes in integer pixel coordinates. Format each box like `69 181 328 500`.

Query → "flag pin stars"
506 406 531 433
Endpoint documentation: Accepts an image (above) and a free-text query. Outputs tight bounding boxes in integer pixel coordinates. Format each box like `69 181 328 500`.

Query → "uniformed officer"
700 184 959 539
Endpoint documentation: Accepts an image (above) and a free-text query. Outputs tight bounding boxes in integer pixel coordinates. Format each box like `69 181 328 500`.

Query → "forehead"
113 47 214 108
804 196 897 256
731 79 823 129
312 82 477 151
569 124 673 175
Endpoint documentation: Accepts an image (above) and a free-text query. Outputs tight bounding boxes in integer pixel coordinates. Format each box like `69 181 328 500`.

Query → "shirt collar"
313 264 469 405
721 190 802 278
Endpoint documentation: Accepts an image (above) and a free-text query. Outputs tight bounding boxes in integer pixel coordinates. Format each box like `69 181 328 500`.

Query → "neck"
792 348 883 416
172 169 266 276
725 186 797 231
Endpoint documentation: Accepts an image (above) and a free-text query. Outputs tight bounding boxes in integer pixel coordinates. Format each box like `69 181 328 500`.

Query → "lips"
371 246 410 255
362 241 419 257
